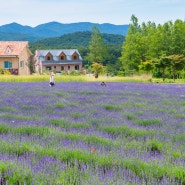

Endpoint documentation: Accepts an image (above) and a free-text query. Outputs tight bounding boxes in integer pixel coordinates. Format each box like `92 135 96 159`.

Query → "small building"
35 49 83 74
0 41 32 75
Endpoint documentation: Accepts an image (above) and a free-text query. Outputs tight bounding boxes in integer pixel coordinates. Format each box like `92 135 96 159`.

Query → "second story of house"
0 41 33 75
35 49 83 65
0 41 32 58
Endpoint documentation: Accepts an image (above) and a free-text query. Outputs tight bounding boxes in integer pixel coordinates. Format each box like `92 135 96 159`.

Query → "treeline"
120 15 185 80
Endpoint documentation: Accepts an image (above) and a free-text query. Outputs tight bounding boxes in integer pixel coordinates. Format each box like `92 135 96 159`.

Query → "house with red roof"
0 41 33 75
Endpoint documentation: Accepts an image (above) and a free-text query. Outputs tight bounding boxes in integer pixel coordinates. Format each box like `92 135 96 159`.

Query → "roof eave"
0 55 18 58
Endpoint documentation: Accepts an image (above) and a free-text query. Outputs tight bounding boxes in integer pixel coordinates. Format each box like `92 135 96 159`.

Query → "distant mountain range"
0 22 129 42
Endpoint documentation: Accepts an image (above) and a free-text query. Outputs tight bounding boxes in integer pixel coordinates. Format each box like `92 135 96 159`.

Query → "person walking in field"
49 72 55 86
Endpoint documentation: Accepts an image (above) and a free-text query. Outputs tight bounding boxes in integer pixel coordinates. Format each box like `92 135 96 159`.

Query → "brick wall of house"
42 64 82 72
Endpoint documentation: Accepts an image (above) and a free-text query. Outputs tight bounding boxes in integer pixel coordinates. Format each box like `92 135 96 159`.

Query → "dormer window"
59 52 66 60
5 46 12 54
72 52 79 60
45 52 53 61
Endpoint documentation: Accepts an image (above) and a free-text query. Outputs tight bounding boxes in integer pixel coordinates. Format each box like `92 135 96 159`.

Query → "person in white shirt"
49 72 55 86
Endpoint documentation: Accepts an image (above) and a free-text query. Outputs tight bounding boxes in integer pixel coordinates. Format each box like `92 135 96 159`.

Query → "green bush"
180 70 185 79
69 70 82 76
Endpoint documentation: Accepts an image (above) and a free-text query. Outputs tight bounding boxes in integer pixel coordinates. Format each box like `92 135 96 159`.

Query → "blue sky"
0 0 185 27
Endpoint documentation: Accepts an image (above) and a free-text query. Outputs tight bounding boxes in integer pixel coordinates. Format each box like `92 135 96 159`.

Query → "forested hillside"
30 31 124 50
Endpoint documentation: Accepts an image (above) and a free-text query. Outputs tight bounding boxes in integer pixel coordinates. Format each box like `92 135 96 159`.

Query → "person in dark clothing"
100 81 106 86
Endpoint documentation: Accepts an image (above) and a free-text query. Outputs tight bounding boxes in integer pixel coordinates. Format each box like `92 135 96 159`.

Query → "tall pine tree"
86 26 107 66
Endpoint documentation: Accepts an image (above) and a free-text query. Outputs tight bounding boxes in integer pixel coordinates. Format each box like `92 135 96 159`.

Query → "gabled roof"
0 41 29 56
37 49 83 61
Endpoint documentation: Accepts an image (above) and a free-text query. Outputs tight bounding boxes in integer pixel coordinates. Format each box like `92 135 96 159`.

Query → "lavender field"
0 82 185 185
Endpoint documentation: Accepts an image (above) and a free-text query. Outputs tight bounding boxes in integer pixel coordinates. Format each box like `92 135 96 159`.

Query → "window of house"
60 52 66 60
4 61 12 69
5 46 12 54
61 66 64 71
72 52 79 60
68 66 70 70
75 65 79 70
20 61 24 68
45 53 53 61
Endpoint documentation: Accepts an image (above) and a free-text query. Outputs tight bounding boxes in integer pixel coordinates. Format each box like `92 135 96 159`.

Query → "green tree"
154 55 172 81
171 20 185 54
86 26 107 65
168 54 185 80
104 44 122 75
91 62 106 74
146 22 163 58
139 60 154 74
161 21 173 55
120 15 142 75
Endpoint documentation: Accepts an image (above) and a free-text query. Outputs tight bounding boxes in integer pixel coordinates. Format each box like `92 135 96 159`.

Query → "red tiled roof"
0 41 28 56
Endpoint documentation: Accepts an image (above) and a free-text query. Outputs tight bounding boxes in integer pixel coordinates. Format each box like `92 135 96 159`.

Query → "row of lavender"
0 82 185 184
